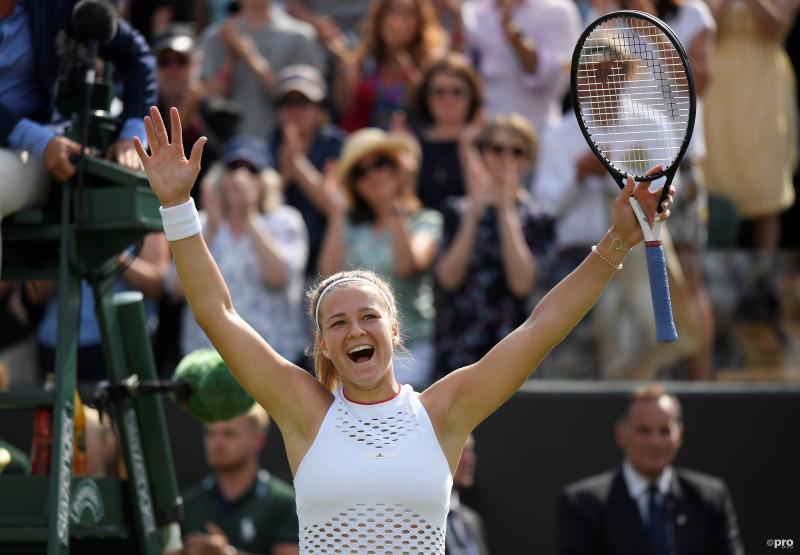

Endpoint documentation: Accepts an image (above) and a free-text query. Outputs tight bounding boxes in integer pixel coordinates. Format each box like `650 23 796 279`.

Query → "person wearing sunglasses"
411 53 484 213
154 29 218 179
434 113 553 377
317 128 442 389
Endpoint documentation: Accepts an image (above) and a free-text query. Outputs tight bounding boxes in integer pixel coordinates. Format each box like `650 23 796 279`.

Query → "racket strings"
575 16 691 178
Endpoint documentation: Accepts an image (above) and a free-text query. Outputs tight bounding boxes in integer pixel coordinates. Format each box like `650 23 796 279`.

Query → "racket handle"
644 242 678 343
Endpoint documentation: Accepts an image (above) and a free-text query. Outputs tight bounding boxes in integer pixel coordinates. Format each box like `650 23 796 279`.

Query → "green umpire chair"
0 134 183 554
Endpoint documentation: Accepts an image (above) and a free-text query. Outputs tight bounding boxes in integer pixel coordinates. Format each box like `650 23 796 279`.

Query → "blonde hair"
307 270 399 392
479 113 539 165
201 162 284 214
243 403 271 432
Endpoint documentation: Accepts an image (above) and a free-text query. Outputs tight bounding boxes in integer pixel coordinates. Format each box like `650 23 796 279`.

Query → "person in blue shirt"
0 0 157 269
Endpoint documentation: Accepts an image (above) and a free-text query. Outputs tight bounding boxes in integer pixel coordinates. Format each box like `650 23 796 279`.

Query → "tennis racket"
570 10 696 343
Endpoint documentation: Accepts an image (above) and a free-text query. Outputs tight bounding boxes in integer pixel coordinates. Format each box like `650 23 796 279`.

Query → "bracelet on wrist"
591 244 623 271
607 228 631 253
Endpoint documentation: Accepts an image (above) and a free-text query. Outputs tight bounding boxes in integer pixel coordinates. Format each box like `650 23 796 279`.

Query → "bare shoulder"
277 372 337 475
275 366 336 438
418 373 472 471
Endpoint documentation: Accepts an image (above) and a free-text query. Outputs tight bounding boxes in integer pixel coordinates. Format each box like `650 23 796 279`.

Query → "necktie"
446 509 481 555
647 484 672 555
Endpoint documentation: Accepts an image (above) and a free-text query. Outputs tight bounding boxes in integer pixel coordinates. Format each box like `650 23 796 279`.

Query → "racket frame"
569 10 697 343
570 9 696 211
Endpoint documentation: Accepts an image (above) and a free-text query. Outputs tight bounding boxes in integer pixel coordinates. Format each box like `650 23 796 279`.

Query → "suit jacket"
0 0 156 144
445 502 491 555
555 466 744 555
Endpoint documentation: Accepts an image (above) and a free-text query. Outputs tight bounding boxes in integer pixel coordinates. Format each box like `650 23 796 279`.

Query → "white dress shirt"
463 0 581 131
622 459 673 524
532 112 618 250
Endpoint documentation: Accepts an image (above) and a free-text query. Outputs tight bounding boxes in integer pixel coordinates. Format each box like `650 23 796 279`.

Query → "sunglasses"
350 154 397 181
482 142 528 159
227 161 258 173
158 56 189 68
429 86 468 99
277 95 314 109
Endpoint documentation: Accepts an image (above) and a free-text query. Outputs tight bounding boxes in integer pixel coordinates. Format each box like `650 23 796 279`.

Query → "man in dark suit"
555 385 743 555
447 433 490 555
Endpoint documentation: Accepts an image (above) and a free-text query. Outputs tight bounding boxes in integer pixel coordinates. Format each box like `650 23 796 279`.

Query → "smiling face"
481 129 533 185
318 283 399 396
427 71 472 127
351 151 402 208
380 0 420 51
616 395 683 481
156 49 191 99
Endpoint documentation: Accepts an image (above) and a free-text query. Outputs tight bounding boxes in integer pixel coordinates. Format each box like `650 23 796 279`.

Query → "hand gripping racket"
570 10 696 343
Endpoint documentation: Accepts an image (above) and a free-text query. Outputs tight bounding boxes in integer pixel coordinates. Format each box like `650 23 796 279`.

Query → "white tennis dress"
294 384 453 554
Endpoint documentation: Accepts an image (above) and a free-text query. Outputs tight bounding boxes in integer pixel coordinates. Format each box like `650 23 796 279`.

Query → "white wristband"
159 198 202 241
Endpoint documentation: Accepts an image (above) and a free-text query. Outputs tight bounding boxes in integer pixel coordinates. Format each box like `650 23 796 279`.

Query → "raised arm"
743 0 798 39
133 107 330 467
422 171 673 465
437 128 492 290
331 53 361 116
496 172 537 298
316 166 349 276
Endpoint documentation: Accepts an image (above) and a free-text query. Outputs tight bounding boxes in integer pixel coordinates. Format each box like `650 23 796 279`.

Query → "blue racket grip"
644 242 678 343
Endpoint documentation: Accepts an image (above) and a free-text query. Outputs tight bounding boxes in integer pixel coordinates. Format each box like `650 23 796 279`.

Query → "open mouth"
347 345 375 364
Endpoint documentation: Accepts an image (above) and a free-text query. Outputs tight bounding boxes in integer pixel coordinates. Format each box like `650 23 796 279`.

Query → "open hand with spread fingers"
133 106 207 208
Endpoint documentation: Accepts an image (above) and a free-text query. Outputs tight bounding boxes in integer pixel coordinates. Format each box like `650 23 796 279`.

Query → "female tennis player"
134 106 673 554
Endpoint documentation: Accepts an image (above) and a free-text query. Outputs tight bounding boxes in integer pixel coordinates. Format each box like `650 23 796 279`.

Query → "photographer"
0 0 157 270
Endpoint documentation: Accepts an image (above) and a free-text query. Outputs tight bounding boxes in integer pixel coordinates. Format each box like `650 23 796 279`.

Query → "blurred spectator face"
481 129 534 183
615 396 683 480
277 92 321 135
380 0 420 51
454 434 477 489
351 151 401 206
427 71 472 127
204 415 264 473
222 165 263 216
239 0 270 11
156 49 192 99
619 0 656 15
578 49 635 121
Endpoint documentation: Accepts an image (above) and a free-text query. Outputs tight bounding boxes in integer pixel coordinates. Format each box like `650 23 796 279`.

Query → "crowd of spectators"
1 0 799 391
0 2 797 553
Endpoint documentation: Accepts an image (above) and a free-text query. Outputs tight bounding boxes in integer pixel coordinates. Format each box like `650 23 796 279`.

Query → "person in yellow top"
703 0 799 249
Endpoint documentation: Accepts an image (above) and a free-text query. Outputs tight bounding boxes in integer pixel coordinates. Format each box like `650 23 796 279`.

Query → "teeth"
347 344 373 354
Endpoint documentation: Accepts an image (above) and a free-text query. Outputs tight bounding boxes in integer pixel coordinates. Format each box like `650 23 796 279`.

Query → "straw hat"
337 128 420 186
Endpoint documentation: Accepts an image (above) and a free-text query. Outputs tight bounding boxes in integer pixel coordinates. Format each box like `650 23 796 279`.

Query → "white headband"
314 277 393 330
